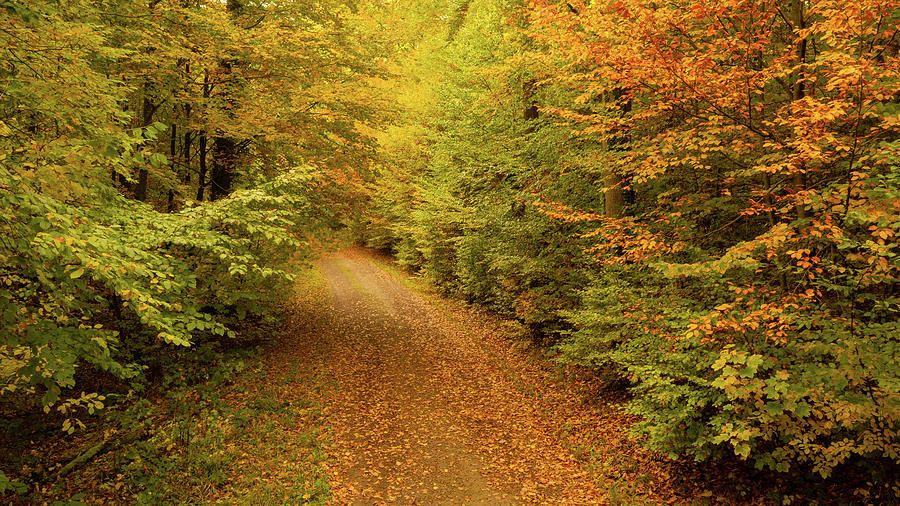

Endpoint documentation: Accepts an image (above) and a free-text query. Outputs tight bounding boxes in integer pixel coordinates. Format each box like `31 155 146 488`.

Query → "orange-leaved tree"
531 0 900 479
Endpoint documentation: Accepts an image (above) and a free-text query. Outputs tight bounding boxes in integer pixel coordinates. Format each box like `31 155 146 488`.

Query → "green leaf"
764 402 784 416
712 356 728 371
0 469 27 494
746 354 764 370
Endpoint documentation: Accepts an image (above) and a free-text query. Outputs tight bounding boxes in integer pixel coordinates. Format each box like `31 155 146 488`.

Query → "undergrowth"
1 272 332 505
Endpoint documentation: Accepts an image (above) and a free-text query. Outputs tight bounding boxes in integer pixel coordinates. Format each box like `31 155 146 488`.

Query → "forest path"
294 247 618 504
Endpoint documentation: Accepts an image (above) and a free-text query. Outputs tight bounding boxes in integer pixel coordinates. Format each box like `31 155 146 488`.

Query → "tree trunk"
182 105 192 184
604 172 626 218
605 87 632 218
210 137 236 200
134 96 155 202
791 0 808 220
208 0 243 201
182 129 192 183
167 119 177 212
197 70 210 201
197 132 207 201
182 61 192 184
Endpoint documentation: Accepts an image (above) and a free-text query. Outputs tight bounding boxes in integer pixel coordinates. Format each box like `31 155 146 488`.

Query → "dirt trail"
303 248 612 504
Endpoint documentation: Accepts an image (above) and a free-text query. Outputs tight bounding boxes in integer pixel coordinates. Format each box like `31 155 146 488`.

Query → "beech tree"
530 0 900 477
0 0 385 450
2 0 897 495
362 0 900 483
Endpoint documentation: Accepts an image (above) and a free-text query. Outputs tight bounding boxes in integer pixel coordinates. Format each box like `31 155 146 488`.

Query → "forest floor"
4 246 852 504
283 247 760 504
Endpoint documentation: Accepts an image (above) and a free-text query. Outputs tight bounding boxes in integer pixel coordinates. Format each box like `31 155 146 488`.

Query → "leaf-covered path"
291 248 678 504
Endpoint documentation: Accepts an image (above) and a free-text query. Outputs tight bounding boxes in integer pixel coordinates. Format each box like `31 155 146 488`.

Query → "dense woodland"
1 0 899 502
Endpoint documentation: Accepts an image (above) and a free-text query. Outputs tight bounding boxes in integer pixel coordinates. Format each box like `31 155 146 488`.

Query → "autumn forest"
1 0 898 503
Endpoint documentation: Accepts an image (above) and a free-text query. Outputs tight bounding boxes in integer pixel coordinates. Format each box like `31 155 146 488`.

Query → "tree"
362 0 900 483
0 0 387 429
529 0 900 477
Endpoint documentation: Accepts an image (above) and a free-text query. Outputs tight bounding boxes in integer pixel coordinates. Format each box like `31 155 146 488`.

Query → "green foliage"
96 342 329 504
544 0 900 485
4 0 898 496
1 157 318 410
361 0 601 337
0 470 27 495
365 0 900 491
0 0 373 425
